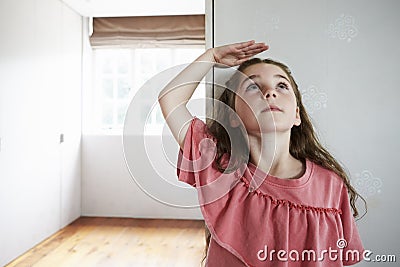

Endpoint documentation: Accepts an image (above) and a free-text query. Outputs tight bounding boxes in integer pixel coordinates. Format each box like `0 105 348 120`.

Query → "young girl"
158 40 365 266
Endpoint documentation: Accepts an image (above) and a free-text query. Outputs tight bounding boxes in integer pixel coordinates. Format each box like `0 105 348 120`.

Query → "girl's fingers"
246 47 269 55
232 41 258 53
235 40 256 49
235 47 268 58
216 40 268 64
231 41 268 57
241 43 268 52
237 46 268 59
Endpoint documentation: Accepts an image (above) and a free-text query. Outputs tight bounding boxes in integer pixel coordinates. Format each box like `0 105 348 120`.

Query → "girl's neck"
248 131 303 179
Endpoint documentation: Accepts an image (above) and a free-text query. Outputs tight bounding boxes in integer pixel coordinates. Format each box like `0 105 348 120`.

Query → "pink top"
177 117 364 266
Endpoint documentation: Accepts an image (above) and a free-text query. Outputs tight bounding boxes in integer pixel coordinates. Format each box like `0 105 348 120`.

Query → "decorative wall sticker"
267 15 280 31
300 85 328 114
353 170 382 197
328 14 359 42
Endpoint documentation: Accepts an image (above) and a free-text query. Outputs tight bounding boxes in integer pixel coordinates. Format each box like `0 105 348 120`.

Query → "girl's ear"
294 106 301 126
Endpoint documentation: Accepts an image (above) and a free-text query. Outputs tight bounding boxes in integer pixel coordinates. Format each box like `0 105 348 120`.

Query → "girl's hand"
211 40 269 66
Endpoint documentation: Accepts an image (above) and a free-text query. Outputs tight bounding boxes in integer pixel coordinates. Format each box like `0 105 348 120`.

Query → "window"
91 47 205 134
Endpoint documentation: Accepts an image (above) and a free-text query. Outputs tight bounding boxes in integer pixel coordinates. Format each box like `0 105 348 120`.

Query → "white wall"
62 0 205 17
81 135 202 219
0 0 82 265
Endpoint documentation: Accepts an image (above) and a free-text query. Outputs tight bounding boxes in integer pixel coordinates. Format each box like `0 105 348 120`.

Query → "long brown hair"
202 58 367 261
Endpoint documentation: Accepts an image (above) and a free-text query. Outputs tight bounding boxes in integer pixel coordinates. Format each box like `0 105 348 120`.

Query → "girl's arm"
158 40 269 149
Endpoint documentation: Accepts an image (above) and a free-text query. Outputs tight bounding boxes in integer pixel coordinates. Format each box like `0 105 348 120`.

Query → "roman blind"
90 15 205 48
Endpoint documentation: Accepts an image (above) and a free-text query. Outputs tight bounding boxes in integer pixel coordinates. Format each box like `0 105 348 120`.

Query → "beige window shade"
90 15 205 48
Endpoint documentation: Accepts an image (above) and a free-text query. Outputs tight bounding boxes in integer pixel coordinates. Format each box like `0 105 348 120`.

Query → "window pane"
102 102 114 126
138 50 156 82
102 57 113 74
175 48 203 63
117 56 129 74
154 49 172 72
93 46 205 133
117 102 128 125
117 78 130 99
102 79 114 98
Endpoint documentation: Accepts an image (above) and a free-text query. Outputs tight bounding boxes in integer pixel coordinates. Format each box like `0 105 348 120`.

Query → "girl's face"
233 63 301 134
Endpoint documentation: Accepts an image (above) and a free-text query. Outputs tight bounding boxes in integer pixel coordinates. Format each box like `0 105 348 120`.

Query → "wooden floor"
6 217 207 267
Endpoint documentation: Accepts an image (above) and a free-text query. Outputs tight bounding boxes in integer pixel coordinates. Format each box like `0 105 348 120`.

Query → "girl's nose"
264 92 277 98
262 87 277 99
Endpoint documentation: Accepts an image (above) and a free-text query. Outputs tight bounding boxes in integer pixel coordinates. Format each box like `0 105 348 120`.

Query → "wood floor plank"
5 217 206 267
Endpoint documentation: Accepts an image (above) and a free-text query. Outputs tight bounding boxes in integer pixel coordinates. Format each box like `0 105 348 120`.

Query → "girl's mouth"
262 107 282 112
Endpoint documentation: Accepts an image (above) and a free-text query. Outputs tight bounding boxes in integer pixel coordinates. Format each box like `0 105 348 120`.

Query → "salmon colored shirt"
177 117 364 267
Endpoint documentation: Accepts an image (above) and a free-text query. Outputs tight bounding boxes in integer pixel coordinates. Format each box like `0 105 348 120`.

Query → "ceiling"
61 0 205 17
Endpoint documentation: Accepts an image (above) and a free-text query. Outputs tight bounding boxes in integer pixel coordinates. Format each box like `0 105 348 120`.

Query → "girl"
158 40 365 266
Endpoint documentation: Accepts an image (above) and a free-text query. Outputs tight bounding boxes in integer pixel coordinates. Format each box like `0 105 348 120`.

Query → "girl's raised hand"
212 40 269 67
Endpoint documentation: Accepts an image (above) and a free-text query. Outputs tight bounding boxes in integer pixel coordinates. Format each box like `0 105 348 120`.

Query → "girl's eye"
246 84 259 91
277 82 289 90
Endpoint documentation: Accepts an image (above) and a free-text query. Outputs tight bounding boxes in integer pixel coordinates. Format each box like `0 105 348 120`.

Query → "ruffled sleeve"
177 117 217 186
176 117 241 205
